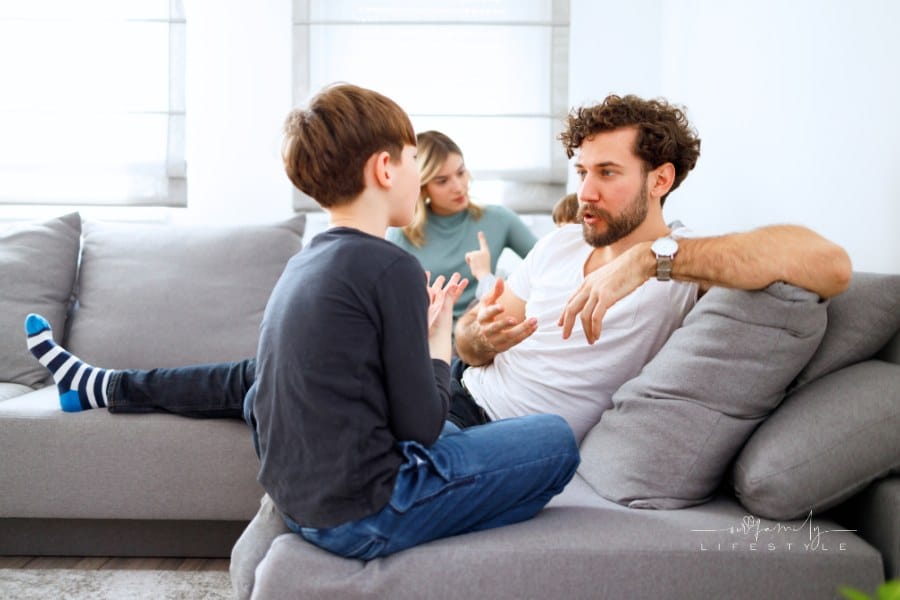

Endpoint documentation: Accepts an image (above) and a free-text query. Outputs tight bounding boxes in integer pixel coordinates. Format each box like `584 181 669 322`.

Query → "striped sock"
24 313 112 412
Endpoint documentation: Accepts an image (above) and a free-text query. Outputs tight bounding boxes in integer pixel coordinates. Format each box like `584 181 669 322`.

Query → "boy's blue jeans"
283 415 580 560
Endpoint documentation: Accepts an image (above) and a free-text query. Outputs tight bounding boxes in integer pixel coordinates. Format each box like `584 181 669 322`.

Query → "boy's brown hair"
559 94 701 206
552 192 579 226
282 83 417 208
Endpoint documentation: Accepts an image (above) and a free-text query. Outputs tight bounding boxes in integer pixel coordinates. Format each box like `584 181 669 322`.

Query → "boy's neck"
327 193 390 239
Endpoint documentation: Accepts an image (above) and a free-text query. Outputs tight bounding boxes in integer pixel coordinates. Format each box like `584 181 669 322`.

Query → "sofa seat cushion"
733 360 900 520
578 283 827 510
66 214 305 369
234 475 881 600
0 213 81 387
0 382 35 402
0 386 262 521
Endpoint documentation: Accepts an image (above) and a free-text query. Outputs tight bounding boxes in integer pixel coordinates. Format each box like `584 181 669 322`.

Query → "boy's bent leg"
109 359 256 418
293 414 579 559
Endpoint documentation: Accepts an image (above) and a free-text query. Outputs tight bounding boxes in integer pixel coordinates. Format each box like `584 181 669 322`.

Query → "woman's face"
423 152 469 216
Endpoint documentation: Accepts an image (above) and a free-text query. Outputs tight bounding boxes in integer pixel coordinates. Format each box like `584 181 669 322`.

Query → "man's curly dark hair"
559 95 701 206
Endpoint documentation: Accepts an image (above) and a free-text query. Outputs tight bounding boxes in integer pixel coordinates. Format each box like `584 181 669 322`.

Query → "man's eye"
601 170 613 177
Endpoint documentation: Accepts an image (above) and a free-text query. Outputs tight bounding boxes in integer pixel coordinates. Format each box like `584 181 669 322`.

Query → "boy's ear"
370 151 394 189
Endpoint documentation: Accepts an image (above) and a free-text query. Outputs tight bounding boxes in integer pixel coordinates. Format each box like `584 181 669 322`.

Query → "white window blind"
292 0 569 212
0 0 186 207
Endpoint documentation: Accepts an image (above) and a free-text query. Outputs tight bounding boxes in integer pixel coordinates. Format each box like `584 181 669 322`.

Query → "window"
0 1 186 207
292 0 569 212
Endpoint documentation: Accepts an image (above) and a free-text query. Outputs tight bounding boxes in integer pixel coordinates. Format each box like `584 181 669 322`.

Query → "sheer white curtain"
0 0 186 207
292 0 569 212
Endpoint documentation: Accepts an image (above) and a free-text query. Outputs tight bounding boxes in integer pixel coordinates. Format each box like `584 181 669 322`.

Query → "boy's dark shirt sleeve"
374 255 449 445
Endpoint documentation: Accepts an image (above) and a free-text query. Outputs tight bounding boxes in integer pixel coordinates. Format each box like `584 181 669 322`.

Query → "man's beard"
578 179 649 248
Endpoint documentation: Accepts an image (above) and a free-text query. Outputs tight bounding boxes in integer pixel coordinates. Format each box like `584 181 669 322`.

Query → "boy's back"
252 227 450 528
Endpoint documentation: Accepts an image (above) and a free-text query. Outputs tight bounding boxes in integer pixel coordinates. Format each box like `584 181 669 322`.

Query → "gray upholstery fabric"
793 272 900 390
235 475 882 600
831 477 900 580
0 382 34 402
231 494 289 600
0 213 81 387
0 386 262 521
733 360 900 520
578 283 827 509
66 214 305 368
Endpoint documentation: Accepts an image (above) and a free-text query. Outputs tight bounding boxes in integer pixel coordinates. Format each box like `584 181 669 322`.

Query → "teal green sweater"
387 204 537 321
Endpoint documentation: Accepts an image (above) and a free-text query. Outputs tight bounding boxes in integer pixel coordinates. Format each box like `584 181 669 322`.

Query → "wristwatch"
650 236 679 281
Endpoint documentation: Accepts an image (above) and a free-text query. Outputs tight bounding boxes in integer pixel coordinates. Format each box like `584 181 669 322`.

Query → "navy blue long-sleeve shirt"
251 227 450 528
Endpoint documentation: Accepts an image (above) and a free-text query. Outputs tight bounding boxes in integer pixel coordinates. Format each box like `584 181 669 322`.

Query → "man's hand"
476 278 537 353
558 242 653 344
464 231 492 281
455 278 535 366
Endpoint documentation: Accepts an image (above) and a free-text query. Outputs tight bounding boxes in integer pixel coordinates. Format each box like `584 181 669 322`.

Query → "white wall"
569 0 900 273
178 0 295 227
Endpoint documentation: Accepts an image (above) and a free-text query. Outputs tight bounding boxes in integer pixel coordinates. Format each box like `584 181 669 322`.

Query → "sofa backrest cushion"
732 359 900 520
65 215 305 369
578 282 827 509
0 213 81 387
792 272 900 390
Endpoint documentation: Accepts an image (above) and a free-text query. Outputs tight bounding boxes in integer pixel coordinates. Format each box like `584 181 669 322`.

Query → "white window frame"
0 1 186 210
291 0 569 213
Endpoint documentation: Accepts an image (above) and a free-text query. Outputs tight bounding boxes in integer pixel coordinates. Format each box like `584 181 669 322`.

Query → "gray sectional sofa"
1 213 898 600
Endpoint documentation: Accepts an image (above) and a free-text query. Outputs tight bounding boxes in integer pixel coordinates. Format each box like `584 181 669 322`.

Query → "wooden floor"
0 556 229 571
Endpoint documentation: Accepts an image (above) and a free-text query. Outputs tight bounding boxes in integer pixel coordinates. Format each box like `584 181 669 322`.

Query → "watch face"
652 237 678 256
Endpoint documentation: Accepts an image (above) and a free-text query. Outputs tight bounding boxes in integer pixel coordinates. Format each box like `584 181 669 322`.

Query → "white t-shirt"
462 223 698 442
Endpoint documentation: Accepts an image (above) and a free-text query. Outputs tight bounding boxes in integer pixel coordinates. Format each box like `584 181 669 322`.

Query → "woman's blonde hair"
401 130 482 247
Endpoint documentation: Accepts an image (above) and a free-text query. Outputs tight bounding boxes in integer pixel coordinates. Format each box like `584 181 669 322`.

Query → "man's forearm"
668 225 852 298
454 309 498 367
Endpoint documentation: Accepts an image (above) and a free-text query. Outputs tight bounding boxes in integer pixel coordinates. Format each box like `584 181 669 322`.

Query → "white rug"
0 568 232 599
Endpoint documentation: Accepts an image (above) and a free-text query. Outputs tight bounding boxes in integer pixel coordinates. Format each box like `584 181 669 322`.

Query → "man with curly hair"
452 94 851 442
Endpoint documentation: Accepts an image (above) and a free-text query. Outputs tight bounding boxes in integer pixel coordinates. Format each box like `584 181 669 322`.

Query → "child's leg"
111 360 255 418
25 313 255 417
292 413 579 560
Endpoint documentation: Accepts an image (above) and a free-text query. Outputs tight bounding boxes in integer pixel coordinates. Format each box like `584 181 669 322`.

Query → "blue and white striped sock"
24 313 112 412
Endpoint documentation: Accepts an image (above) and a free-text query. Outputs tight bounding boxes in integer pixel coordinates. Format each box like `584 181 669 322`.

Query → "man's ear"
370 151 394 189
649 162 675 200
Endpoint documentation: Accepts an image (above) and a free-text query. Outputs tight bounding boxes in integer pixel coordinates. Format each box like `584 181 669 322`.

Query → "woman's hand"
465 231 492 281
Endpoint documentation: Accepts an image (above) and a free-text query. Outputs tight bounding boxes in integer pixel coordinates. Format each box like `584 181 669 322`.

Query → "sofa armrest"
829 475 900 580
878 329 900 366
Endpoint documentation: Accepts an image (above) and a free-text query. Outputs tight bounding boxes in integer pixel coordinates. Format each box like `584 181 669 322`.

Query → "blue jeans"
283 414 579 560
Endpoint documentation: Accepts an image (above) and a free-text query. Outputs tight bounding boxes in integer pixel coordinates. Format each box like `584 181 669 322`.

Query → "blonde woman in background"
387 130 537 320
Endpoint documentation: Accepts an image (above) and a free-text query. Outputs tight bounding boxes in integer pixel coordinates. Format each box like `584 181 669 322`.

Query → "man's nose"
579 176 598 202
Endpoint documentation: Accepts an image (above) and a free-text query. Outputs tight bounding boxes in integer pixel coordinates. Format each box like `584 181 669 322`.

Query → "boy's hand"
426 272 468 335
464 231 492 280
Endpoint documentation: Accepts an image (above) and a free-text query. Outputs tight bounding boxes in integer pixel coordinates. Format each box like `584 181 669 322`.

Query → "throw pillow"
792 272 900 391
66 214 305 369
578 282 827 509
0 213 81 387
732 360 900 520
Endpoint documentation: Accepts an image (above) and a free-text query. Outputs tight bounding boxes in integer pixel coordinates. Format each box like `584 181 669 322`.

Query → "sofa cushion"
0 385 262 520
793 272 900 390
732 360 900 520
0 213 81 387
66 215 305 369
578 282 827 509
